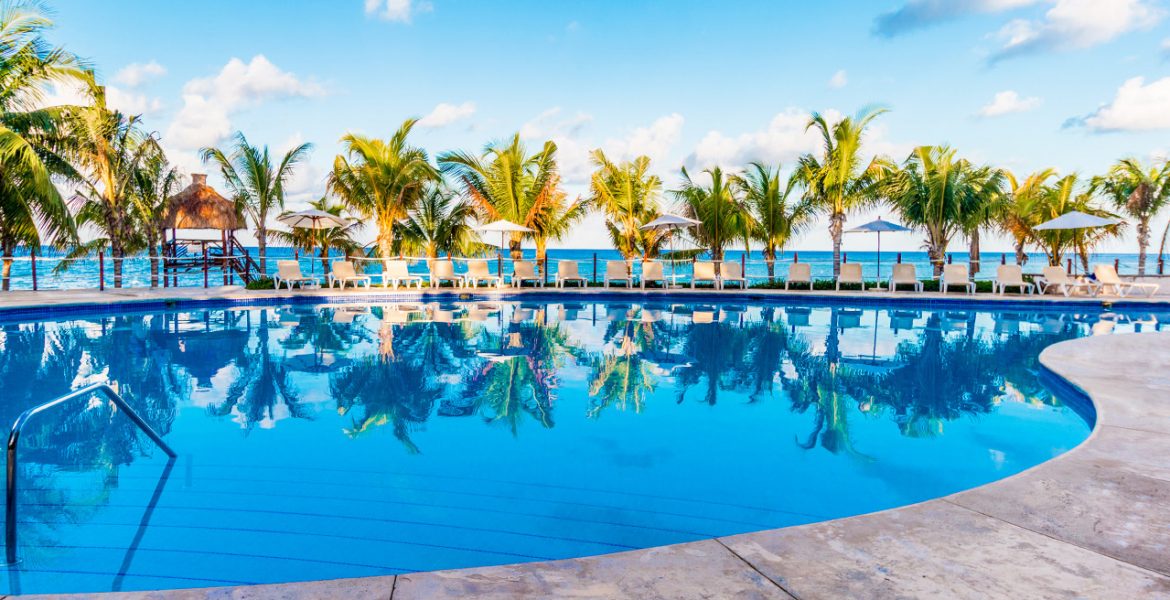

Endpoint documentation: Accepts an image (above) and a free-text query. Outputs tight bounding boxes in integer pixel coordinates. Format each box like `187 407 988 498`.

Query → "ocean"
0 246 1161 290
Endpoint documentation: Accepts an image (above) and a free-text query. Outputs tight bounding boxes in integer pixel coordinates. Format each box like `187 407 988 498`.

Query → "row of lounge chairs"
273 258 1159 298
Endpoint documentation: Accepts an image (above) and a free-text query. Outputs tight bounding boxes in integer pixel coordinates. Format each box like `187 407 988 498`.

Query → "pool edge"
5 294 1170 599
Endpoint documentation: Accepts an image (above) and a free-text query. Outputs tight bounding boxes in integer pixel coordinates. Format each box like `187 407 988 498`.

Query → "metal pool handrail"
5 383 176 564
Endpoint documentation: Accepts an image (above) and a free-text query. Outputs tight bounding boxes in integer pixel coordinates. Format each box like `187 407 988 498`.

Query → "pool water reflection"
1 299 1156 593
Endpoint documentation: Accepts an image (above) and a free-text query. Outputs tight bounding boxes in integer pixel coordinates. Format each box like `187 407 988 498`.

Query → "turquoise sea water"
0 247 1158 290
0 295 1157 593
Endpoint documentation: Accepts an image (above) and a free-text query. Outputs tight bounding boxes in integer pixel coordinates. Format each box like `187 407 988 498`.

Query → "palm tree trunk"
1014 237 1028 266
1136 217 1149 276
829 211 845 279
764 247 776 279
149 242 160 288
0 245 11 292
928 243 945 278
968 229 980 275
257 225 268 275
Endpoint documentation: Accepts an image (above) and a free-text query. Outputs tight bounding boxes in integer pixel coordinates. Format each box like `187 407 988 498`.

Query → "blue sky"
48 0 1170 252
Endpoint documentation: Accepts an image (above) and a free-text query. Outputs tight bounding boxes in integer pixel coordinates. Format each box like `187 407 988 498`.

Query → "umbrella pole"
875 232 882 290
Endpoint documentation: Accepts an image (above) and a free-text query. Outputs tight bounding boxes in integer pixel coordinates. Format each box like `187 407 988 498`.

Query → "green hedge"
245 277 276 290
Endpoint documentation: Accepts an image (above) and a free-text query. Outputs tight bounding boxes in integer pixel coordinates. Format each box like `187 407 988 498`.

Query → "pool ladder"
4 383 176 565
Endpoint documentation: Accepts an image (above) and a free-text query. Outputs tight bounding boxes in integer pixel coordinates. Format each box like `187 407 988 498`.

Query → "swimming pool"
0 295 1154 594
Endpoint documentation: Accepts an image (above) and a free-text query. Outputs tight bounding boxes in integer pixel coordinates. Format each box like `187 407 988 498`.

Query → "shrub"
246 277 275 290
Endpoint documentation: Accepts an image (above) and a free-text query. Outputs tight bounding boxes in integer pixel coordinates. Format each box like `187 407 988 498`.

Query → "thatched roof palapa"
163 174 244 231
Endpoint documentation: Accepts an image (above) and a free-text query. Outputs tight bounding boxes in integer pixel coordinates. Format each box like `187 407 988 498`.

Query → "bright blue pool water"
0 296 1156 594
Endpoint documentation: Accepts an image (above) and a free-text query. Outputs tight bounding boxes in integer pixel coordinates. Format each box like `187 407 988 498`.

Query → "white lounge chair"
721 262 748 289
1036 266 1098 297
640 261 666 289
274 260 316 290
556 260 587 288
1094 264 1159 298
785 263 812 290
940 264 974 294
692 261 719 289
430 260 464 288
993 264 1033 295
381 259 424 289
836 263 865 291
889 264 923 292
512 261 543 287
465 260 503 288
328 260 372 289
604 260 632 288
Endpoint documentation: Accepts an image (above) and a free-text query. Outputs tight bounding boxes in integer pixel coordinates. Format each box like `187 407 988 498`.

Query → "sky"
45 0 1170 253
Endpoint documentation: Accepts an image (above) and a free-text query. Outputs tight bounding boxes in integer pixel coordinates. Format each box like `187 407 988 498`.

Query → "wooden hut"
162 174 258 285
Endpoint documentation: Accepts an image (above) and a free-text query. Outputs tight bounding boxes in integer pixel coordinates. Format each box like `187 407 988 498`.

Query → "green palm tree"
999 169 1057 266
272 196 362 274
329 119 438 260
200 131 312 274
60 77 154 288
1030 174 1122 270
1091 157 1170 275
439 134 578 260
589 150 664 260
129 141 180 287
796 107 889 278
394 183 483 259
672 166 751 267
880 146 1007 276
734 162 815 278
0 1 82 289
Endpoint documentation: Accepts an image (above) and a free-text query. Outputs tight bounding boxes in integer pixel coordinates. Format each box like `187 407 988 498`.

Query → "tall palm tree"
880 146 1006 276
796 107 889 278
200 132 312 274
61 77 153 288
734 162 815 278
672 166 751 267
439 134 573 260
0 0 83 289
394 183 482 259
129 141 180 287
272 196 362 274
1091 157 1170 275
1030 174 1122 270
329 119 437 260
999 169 1057 266
589 150 663 260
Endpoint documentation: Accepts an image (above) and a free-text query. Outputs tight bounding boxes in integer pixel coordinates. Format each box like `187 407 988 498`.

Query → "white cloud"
165 55 324 150
416 101 476 128
520 107 593 139
874 0 1042 37
106 87 164 116
829 70 848 89
275 132 322 203
976 90 1042 117
113 61 166 88
1079 76 1170 132
991 0 1163 62
364 0 431 23
601 113 685 165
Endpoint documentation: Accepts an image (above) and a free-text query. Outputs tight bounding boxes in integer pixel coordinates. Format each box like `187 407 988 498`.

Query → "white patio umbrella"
641 214 701 287
1033 211 1121 275
847 217 911 290
476 219 533 255
277 209 352 274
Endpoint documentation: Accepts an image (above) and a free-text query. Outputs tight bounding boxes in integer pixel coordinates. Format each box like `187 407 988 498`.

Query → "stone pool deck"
4 288 1170 599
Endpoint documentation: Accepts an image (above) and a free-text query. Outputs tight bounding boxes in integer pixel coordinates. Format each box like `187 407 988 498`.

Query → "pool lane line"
13 501 640 552
68 470 819 527
19 484 739 539
13 543 412 574
13 517 556 563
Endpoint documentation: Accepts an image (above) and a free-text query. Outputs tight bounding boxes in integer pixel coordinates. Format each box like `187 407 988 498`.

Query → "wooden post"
740 253 745 276
203 248 209 288
497 253 503 280
843 253 848 263
592 253 597 284
1114 258 1120 272
542 256 548 286
1067 258 1073 273
947 254 952 265
896 252 902 264
1001 253 1006 265
98 251 105 291
793 252 799 263
1159 257 1165 275
30 249 37 291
